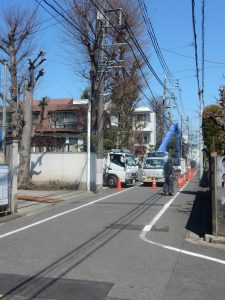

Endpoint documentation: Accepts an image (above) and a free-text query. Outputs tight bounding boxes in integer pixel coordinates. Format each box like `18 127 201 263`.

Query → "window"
50 112 78 129
32 112 39 124
65 137 79 152
109 154 125 167
136 114 144 122
69 138 78 145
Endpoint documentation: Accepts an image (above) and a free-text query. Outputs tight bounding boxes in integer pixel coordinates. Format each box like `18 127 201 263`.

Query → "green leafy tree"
202 105 225 155
80 87 91 99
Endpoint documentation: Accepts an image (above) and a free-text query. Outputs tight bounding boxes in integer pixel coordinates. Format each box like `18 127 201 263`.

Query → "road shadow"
185 190 212 238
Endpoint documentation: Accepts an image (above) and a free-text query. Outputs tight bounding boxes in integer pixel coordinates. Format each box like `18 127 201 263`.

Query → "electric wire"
88 0 158 101
191 0 201 100
161 47 225 66
138 0 177 86
103 0 184 122
201 0 205 107
137 0 186 120
102 0 175 97
38 0 151 102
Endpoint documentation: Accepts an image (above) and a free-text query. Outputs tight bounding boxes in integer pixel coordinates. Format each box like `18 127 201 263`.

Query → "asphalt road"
0 177 225 300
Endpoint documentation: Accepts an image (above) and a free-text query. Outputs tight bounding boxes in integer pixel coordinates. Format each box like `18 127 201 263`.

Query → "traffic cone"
152 178 157 189
186 170 190 181
117 177 122 191
181 175 185 186
177 176 182 188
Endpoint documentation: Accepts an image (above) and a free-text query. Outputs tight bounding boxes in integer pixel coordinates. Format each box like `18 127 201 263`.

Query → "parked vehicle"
103 149 138 188
142 122 182 185
142 156 166 185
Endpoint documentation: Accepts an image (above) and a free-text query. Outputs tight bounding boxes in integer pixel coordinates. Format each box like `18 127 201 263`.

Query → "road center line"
140 176 225 266
0 187 134 240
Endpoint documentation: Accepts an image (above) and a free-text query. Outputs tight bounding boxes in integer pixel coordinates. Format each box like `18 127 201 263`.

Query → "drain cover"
151 225 169 232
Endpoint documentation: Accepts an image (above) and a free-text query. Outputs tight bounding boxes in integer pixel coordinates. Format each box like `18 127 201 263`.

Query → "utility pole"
162 76 167 140
199 89 204 179
95 0 106 193
1 60 7 149
87 69 96 192
180 115 183 159
187 116 190 158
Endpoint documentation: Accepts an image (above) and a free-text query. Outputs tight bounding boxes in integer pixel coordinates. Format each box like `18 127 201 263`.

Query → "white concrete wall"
30 152 96 189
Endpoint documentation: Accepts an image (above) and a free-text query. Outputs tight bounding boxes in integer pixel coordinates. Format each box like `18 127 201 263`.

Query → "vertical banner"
0 164 9 206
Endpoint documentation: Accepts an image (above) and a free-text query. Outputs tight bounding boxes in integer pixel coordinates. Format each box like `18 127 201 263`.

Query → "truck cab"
104 149 138 188
142 156 166 185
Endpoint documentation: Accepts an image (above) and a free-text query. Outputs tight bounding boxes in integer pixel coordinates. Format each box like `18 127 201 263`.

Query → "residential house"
32 98 88 152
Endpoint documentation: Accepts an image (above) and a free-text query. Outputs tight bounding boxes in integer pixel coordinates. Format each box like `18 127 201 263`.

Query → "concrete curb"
186 230 225 250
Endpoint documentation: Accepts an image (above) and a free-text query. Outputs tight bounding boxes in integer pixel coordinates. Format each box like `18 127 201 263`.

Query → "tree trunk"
18 88 33 187
9 51 19 139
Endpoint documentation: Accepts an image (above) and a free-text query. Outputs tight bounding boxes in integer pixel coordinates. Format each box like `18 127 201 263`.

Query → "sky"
1 0 225 135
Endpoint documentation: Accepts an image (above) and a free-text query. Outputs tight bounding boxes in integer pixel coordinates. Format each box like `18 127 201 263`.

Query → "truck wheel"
107 175 118 188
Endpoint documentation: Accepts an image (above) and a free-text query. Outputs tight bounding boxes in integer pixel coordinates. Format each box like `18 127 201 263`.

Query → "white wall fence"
30 152 96 190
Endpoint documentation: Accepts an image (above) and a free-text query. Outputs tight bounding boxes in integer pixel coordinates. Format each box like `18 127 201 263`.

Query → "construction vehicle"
103 149 138 188
142 122 181 185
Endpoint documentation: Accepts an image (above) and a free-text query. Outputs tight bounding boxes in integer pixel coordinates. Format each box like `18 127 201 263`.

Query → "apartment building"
132 106 156 157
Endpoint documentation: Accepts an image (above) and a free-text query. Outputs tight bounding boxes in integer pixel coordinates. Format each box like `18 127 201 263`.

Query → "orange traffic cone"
177 176 182 188
152 178 157 189
186 170 190 181
181 175 185 186
117 177 122 191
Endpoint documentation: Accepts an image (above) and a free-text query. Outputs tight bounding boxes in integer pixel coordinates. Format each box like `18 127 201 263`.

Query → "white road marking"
140 174 225 266
0 187 135 239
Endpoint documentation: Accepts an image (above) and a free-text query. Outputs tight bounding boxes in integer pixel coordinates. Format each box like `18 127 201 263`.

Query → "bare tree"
0 6 46 188
18 52 46 187
60 0 148 149
148 96 171 146
0 6 38 138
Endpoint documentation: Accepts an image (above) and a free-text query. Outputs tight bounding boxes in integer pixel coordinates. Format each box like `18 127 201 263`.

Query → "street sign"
0 164 9 206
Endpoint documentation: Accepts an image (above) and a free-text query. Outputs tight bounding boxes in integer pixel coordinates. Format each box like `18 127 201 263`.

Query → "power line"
191 0 201 99
137 0 177 86
103 0 186 122
102 0 175 97
125 24 174 97
136 0 187 120
201 0 205 107
89 0 158 101
38 0 152 102
161 47 225 66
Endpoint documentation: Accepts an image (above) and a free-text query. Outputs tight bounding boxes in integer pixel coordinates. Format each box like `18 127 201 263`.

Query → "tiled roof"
33 98 73 105
32 98 87 112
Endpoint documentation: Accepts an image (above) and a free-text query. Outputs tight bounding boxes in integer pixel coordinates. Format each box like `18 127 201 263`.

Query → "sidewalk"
0 189 91 222
18 188 91 212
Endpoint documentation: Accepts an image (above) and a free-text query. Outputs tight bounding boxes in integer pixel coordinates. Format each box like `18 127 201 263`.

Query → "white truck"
142 156 167 185
103 149 138 188
142 122 182 185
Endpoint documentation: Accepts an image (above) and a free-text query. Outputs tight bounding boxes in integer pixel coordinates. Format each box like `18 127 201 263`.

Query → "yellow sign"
145 177 152 182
